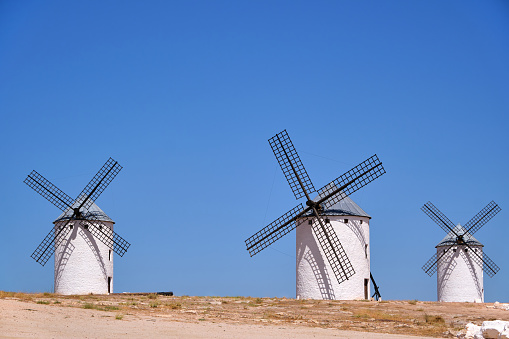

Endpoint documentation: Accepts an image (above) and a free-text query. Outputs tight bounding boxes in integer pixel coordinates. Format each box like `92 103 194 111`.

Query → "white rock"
459 323 481 339
456 329 466 338
492 302 509 310
481 320 509 338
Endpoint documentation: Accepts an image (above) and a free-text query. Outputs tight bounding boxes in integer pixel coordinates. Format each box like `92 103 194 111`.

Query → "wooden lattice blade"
268 130 315 200
421 202 457 235
31 218 74 266
245 204 306 256
422 244 454 277
316 155 385 210
79 218 130 257
75 158 122 212
311 217 355 284
24 170 74 212
463 201 501 236
463 243 500 278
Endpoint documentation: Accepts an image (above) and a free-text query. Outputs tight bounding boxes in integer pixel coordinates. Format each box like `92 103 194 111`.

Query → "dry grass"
2 292 509 338
82 303 119 311
425 314 445 324
166 302 182 309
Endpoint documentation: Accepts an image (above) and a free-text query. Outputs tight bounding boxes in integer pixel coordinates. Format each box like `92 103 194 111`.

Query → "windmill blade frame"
317 154 385 210
80 218 131 257
463 201 501 236
421 202 458 235
75 158 122 212
269 130 315 200
462 243 500 278
311 216 355 284
245 203 306 256
422 243 455 276
31 217 75 266
24 170 74 212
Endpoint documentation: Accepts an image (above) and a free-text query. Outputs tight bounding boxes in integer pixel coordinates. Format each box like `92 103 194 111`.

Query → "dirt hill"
1 292 509 338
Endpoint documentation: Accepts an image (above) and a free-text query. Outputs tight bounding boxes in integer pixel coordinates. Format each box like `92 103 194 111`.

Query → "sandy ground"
2 294 509 338
0 299 434 339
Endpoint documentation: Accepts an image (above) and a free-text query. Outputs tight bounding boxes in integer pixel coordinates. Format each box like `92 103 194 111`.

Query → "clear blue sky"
1 1 508 302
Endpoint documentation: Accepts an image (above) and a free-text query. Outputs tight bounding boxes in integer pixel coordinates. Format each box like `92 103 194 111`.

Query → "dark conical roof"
436 224 482 247
322 195 371 218
300 190 371 219
53 197 113 223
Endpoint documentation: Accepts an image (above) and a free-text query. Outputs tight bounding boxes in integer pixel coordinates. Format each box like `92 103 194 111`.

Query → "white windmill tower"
296 196 372 300
421 201 501 302
24 158 130 295
245 130 385 300
54 201 115 295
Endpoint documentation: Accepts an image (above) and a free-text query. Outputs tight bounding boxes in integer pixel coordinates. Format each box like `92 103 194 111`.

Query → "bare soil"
1 292 509 338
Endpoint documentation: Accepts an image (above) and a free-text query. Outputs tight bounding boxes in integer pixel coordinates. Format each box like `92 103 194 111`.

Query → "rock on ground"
458 320 509 339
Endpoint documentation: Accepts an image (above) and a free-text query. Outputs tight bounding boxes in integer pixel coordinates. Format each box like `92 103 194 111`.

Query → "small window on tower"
453 248 456 252
109 250 112 261
344 219 349 223
360 220 363 224
69 224 73 230
325 218 330 224
465 248 468 253
308 220 313 225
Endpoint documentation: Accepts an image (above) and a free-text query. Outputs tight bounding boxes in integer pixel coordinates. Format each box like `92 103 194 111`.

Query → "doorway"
364 279 369 300
108 277 112 294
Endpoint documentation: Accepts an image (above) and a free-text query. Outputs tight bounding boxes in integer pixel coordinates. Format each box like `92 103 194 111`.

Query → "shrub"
167 302 181 309
424 314 445 324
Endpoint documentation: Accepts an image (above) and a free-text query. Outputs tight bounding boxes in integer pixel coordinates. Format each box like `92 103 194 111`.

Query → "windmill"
24 157 130 295
245 130 386 300
421 201 501 302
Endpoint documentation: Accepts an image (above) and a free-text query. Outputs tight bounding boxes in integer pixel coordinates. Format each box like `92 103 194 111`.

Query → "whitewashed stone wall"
436 244 483 302
296 216 370 300
54 220 114 295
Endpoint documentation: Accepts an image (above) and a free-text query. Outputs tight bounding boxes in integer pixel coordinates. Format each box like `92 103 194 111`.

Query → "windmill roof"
436 224 483 247
53 198 114 223
301 194 371 218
